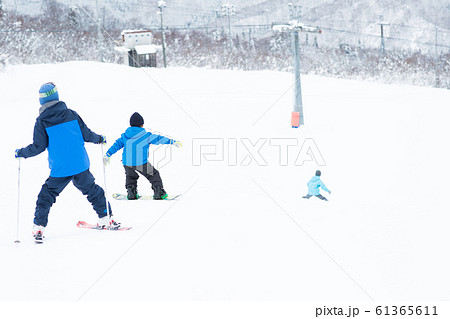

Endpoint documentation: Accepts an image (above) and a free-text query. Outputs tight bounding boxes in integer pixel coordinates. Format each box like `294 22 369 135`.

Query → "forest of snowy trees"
0 0 448 89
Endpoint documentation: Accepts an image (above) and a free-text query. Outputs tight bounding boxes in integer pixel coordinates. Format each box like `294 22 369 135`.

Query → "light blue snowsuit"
307 176 330 195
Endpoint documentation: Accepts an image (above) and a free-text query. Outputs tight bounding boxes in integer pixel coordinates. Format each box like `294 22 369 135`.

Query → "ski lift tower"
272 4 321 128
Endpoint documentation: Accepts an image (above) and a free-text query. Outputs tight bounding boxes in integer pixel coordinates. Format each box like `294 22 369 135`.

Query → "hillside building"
115 30 162 67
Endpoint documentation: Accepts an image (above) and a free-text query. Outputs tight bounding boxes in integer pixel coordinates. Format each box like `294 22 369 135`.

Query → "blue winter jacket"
106 126 174 166
17 101 103 177
307 176 330 196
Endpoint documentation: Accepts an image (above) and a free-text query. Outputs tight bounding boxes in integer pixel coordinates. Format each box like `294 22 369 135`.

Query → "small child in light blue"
303 170 331 201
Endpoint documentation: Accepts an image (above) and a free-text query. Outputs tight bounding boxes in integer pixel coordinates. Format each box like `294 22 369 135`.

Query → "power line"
320 26 450 49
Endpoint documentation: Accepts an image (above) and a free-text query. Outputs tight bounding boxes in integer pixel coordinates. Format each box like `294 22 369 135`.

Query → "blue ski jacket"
17 101 103 177
307 176 330 196
106 126 175 166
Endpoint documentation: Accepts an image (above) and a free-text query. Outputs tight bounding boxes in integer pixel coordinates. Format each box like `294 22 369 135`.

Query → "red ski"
77 221 132 231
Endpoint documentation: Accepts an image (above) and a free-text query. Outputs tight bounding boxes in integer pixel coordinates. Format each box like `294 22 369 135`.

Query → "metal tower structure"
272 4 321 128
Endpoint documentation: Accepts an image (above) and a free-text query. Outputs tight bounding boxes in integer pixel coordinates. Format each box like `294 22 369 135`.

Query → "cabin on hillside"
115 30 162 68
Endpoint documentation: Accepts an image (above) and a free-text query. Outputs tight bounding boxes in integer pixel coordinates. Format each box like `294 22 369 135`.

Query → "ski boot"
126 185 139 200
153 186 168 200
97 216 121 230
33 224 45 243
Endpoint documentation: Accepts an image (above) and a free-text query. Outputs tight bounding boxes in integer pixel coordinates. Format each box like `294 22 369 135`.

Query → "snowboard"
112 193 181 201
76 221 132 231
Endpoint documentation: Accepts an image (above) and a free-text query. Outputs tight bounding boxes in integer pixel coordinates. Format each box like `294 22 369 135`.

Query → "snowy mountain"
1 62 449 315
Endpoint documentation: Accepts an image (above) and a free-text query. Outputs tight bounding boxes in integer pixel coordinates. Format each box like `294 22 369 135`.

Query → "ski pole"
14 158 21 245
101 143 111 227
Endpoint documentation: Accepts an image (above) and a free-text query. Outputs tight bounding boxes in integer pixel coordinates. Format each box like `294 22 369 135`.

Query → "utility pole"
272 3 321 128
222 3 236 46
96 0 103 62
157 0 167 68
214 9 220 39
435 27 439 88
378 15 389 57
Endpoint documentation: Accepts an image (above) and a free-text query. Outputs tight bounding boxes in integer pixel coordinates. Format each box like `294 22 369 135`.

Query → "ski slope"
0 62 449 308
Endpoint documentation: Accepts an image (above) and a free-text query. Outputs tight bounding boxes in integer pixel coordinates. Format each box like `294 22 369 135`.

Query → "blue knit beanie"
39 82 59 105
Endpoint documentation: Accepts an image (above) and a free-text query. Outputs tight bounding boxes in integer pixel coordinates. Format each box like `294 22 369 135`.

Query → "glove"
15 149 20 159
173 140 182 148
103 154 110 166
328 190 332 194
100 135 107 144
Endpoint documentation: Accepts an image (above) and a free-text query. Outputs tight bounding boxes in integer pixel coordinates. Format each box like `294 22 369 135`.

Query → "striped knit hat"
39 82 59 105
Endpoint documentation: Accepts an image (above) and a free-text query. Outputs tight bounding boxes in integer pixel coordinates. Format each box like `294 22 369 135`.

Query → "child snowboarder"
104 112 182 200
302 170 331 201
15 82 119 242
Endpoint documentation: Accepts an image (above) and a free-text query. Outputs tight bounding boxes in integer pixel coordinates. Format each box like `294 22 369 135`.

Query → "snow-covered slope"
0 62 449 307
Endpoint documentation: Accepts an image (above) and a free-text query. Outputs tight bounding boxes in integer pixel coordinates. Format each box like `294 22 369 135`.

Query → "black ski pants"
124 162 163 192
34 169 110 227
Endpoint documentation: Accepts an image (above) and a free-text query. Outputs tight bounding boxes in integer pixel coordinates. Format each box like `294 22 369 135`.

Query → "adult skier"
15 82 119 242
104 112 182 200
302 170 331 201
